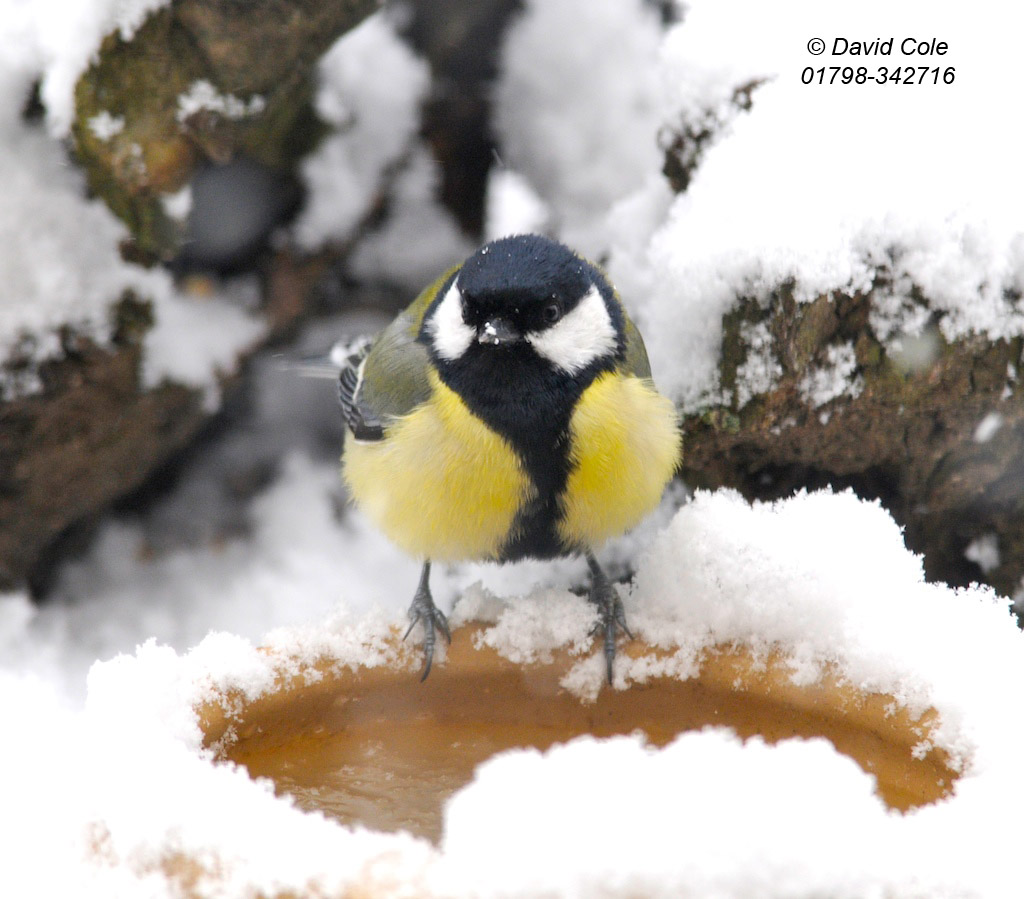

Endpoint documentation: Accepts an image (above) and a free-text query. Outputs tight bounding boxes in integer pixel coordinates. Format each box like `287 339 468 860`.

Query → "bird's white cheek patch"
428 282 475 361
527 286 617 374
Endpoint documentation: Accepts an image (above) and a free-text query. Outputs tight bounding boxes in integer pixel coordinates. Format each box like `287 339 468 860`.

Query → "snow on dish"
3 487 1024 895
440 732 903 896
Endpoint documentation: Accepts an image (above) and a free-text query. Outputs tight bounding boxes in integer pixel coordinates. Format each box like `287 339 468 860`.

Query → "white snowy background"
2 0 1024 895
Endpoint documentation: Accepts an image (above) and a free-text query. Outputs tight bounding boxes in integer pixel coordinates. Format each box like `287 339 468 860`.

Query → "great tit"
339 234 681 682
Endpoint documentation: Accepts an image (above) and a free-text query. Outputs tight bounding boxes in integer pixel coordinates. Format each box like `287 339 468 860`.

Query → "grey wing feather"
338 338 384 441
338 312 432 442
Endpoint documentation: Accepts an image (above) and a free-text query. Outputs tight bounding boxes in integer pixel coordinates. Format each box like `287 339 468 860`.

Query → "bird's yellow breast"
558 372 681 549
342 371 533 562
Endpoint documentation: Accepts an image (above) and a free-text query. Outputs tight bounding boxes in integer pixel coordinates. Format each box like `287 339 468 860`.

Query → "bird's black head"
421 234 625 375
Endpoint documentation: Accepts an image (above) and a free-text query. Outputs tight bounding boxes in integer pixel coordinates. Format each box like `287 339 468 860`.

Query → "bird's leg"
403 560 451 681
585 551 633 684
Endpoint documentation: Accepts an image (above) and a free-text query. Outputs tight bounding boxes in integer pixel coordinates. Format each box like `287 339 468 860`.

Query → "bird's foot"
586 554 633 684
403 563 451 681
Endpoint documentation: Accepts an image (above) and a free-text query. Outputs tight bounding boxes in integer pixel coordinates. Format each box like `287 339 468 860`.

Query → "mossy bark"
679 283 1024 595
0 247 326 592
71 0 379 262
0 295 208 589
1 1 376 588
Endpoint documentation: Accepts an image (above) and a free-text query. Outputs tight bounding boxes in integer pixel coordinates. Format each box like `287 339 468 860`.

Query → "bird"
337 233 681 683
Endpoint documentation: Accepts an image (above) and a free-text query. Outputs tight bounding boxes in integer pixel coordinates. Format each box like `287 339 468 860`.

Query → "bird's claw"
589 593 632 684
404 590 451 681
587 559 632 685
588 599 633 640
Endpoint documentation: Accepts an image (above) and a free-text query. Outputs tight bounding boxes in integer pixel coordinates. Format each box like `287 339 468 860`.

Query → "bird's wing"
338 335 386 441
339 267 458 441
619 309 654 380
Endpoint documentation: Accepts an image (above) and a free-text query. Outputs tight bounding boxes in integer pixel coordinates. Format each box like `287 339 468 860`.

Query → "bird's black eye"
542 301 562 324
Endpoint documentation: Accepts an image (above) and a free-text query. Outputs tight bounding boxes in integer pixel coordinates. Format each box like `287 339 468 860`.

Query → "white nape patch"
428 282 475 361
527 286 617 374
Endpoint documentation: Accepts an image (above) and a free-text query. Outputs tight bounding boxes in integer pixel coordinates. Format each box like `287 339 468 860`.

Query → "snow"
965 534 1000 575
160 183 192 222
293 12 433 251
441 732 901 897
294 12 472 288
734 320 781 408
800 342 864 408
175 80 266 123
886 323 943 376
0 640 433 899
494 0 664 258
0 0 171 135
626 490 1020 750
973 411 1005 444
484 168 550 241
86 109 124 140
347 145 475 291
141 276 265 408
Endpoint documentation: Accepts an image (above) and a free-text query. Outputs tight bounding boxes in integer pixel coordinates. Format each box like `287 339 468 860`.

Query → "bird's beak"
477 317 522 346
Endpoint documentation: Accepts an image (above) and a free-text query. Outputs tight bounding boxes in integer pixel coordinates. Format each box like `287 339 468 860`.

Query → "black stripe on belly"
434 344 611 561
